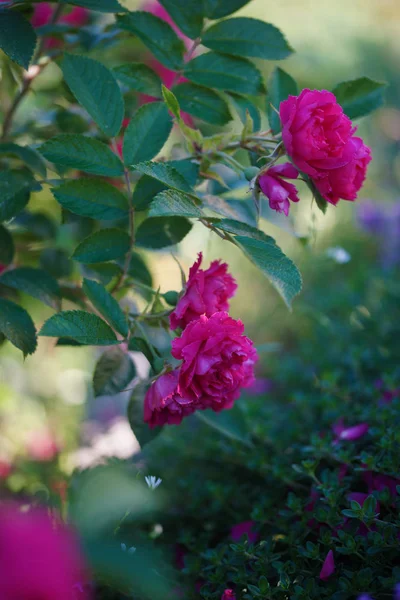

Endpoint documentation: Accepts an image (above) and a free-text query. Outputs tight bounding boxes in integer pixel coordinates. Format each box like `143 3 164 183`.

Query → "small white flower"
326 246 351 264
145 475 162 490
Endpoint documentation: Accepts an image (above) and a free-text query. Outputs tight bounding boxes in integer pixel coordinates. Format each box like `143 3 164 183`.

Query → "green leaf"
214 218 276 243
116 11 185 71
127 253 153 287
157 0 204 39
136 217 192 249
185 52 264 95
170 159 199 186
83 278 128 337
58 0 125 11
228 93 261 131
93 346 136 397
203 0 252 19
128 336 158 366
62 54 124 137
39 135 124 177
0 298 37 357
234 235 302 309
202 18 293 60
332 77 387 120
195 405 252 447
0 267 61 309
128 382 163 447
123 102 172 166
0 225 14 265
162 85 181 120
0 171 31 223
0 10 36 69
113 63 162 97
267 67 298 134
40 310 118 345
133 161 193 193
52 179 128 220
40 248 72 279
149 189 203 218
72 228 130 263
173 82 231 125
0 143 46 178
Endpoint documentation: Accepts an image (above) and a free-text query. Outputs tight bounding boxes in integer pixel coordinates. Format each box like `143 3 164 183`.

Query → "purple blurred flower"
333 419 369 441
230 521 258 544
319 550 335 580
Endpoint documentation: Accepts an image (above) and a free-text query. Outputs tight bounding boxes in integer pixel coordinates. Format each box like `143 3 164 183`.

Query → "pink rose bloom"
222 590 236 600
172 312 258 411
230 520 258 544
319 549 335 580
144 369 195 427
314 136 372 205
280 89 354 179
0 504 91 600
258 163 300 216
170 253 237 331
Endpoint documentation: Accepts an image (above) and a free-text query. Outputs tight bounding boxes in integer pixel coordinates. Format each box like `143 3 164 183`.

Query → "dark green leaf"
116 11 185 71
40 310 118 345
93 346 136 397
72 228 130 263
173 82 231 125
202 18 293 60
0 143 46 178
133 161 193 193
332 77 387 120
203 0 252 19
58 0 125 11
267 67 298 134
0 267 61 309
128 382 163 447
86 262 122 285
62 54 124 137
195 405 252 447
170 159 199 186
113 63 162 97
83 278 128 337
0 225 14 265
234 235 302 308
40 248 72 278
14 211 57 239
157 0 204 39
149 189 203 218
123 103 172 166
228 93 261 131
214 218 276 243
128 336 157 366
0 170 32 223
0 298 37 356
0 10 36 69
127 252 153 287
132 176 165 211
185 52 264 95
52 179 128 220
39 135 124 177
136 217 192 249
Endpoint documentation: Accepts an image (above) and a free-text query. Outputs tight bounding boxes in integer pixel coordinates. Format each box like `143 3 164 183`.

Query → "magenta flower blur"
258 163 300 216
144 370 195 428
0 504 91 600
31 3 89 49
170 253 237 331
319 549 335 580
333 419 369 441
230 520 258 544
221 590 236 600
172 312 258 412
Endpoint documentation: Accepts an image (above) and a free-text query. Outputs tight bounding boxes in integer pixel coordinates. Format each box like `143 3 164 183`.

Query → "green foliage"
135 216 192 249
72 229 131 263
113 63 162 97
52 179 128 220
0 9 36 69
83 278 128 337
132 161 193 193
203 0 252 19
0 267 61 309
267 67 298 134
148 189 203 218
157 0 204 39
40 310 119 345
332 76 387 120
0 298 37 356
128 383 163 447
0 171 32 222
0 143 46 178
93 346 136 397
0 225 14 265
173 82 232 124
123 103 172 166
58 0 125 11
195 404 253 447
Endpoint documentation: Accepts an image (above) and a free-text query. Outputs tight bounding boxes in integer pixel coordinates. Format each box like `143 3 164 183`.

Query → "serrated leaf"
52 179 128 220
185 52 264 95
123 102 172 166
117 11 185 71
83 278 128 337
136 217 192 249
173 82 231 125
0 10 37 69
203 0 252 19
133 161 193 193
0 170 32 223
227 93 261 131
39 135 124 177
170 159 199 186
0 267 61 309
40 310 118 345
113 63 162 97
332 77 387 120
58 0 125 11
93 346 136 397
267 67 298 134
195 405 252 447
128 382 163 447
214 218 276 243
149 189 203 218
0 143 46 178
72 228 130 263
202 18 293 60
0 225 14 265
157 0 204 38
0 298 37 356
62 54 124 137
234 235 302 308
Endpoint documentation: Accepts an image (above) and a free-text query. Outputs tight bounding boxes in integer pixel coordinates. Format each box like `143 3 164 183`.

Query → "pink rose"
170 253 237 331
172 312 258 411
258 163 300 216
144 370 195 427
280 89 354 178
319 549 335 580
0 504 91 600
314 137 372 205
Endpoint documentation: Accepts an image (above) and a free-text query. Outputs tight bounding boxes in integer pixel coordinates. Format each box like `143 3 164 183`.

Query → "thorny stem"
1 4 64 141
